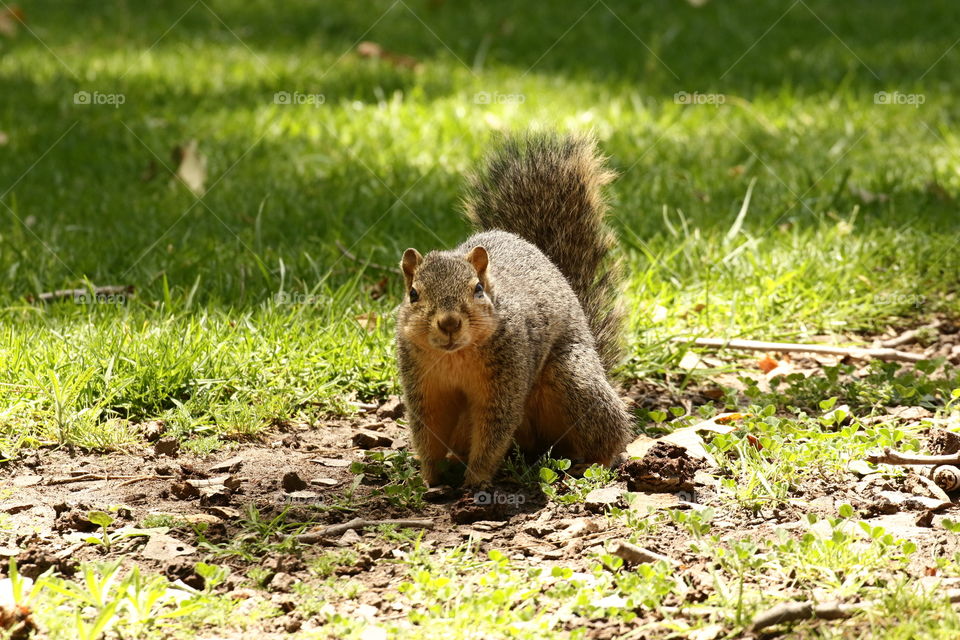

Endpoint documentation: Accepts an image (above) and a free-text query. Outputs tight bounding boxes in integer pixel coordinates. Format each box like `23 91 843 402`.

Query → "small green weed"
198 505 305 560
539 459 616 504
5 559 244 640
350 450 427 509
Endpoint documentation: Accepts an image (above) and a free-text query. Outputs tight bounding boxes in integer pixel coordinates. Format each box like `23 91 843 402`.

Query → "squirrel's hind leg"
530 344 632 467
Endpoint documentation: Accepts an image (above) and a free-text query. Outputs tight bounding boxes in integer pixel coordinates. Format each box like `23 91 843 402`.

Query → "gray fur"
462 131 624 369
396 134 633 486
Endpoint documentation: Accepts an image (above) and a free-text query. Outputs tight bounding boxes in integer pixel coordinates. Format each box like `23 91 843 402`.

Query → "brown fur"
418 345 491 469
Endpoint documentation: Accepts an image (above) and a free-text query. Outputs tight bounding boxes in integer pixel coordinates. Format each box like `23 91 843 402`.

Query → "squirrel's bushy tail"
463 132 624 370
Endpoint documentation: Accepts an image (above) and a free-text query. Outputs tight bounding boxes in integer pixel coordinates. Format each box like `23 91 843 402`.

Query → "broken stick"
751 599 857 631
879 321 942 348
47 473 175 486
335 241 395 273
866 447 960 492
608 539 679 567
752 589 960 632
674 337 925 363
296 517 435 543
866 447 960 466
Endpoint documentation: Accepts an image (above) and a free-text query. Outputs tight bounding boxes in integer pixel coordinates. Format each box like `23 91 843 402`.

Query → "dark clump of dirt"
450 485 545 524
619 442 702 493
281 470 308 492
927 428 960 455
153 437 180 457
52 502 100 533
0 603 38 640
164 557 206 589
13 539 78 579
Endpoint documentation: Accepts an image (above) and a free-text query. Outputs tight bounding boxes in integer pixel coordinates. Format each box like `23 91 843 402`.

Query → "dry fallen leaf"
355 312 380 332
757 354 779 374
368 276 388 300
0 5 24 38
172 140 206 196
310 457 352 467
764 356 795 380
0 131 8 146
714 412 750 424
701 386 726 400
141 533 197 561
626 415 741 468
677 303 707 319
625 434 656 459
661 429 717 466
678 351 704 370
207 505 242 519
12 475 41 488
628 491 680 511
356 41 421 70
583 487 624 509
850 184 889 204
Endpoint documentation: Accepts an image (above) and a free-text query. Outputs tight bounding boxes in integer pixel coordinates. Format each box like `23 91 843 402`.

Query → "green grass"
1 0 959 452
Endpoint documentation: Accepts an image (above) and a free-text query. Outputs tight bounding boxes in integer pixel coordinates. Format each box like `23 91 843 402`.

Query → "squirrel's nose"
437 314 462 335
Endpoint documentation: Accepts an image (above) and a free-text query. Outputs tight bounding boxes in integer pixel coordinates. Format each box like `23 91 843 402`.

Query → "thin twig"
675 337 925 363
865 448 960 492
47 473 173 486
335 241 395 273
117 474 176 487
608 539 679 567
752 589 960 632
866 447 960 466
879 321 942 348
751 600 859 631
296 517 435 543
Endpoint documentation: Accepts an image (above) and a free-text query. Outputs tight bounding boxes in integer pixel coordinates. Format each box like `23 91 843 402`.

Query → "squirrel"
395 132 633 487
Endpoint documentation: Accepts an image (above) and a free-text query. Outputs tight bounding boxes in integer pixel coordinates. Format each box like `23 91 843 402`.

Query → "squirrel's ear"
401 248 422 289
464 246 488 277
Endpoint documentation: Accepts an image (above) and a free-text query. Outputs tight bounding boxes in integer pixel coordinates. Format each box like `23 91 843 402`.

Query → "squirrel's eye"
409 288 419 303
474 282 484 295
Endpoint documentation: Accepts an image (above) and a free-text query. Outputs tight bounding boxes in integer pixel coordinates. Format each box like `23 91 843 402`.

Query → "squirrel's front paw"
463 468 494 489
419 462 442 487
